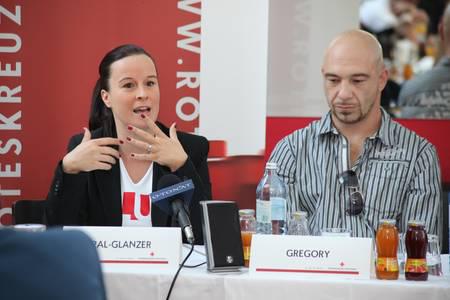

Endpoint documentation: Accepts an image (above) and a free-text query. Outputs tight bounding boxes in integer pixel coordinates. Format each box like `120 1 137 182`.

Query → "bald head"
323 30 384 72
321 30 389 127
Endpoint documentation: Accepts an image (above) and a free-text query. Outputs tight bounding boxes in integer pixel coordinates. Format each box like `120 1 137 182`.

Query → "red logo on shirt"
122 192 151 220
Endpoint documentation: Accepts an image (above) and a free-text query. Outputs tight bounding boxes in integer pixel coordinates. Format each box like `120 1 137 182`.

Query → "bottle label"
256 199 271 223
405 258 428 273
271 197 286 220
376 257 399 272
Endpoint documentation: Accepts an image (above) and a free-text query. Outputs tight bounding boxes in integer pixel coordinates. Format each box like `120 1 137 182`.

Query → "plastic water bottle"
256 162 287 235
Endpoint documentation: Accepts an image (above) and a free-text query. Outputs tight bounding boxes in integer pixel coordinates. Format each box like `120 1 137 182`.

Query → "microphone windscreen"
151 174 194 216
157 174 182 190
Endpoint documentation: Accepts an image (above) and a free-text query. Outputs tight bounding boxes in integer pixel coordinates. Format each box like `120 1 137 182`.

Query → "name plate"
250 235 373 279
64 226 182 269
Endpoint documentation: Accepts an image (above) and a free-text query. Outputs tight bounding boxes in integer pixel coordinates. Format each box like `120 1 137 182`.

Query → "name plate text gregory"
250 235 373 279
64 226 182 269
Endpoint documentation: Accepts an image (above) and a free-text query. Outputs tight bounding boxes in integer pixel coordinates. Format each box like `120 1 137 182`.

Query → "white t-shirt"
119 159 153 226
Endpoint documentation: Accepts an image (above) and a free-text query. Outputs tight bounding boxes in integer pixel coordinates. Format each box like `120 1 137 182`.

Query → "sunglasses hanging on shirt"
339 170 364 216
338 137 365 216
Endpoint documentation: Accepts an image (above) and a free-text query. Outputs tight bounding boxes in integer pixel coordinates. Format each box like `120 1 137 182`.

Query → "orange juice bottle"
239 209 256 267
376 219 399 280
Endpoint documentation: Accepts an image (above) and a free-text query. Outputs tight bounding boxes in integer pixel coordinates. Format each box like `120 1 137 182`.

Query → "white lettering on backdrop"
0 4 22 202
176 0 201 129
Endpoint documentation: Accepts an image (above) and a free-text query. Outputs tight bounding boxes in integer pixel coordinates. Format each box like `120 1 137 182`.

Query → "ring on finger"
146 144 152 153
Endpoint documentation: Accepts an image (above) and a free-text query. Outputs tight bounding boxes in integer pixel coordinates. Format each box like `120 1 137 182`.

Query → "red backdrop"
0 0 201 224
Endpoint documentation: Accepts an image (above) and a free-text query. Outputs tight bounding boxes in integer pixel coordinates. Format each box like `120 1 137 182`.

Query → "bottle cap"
239 209 255 216
379 219 396 226
291 211 308 219
407 220 425 227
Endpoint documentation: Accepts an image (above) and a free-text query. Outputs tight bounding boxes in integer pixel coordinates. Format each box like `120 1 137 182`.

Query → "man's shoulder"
387 118 434 149
399 66 450 103
0 229 106 300
272 119 323 156
281 118 323 142
0 228 94 250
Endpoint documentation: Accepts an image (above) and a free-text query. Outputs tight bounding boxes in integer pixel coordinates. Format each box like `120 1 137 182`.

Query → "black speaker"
200 200 244 272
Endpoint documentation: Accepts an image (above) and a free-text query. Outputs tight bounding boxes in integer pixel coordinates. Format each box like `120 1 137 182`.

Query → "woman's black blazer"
46 123 211 244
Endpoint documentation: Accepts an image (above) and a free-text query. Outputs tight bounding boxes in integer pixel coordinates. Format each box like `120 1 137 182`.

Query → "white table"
103 246 450 300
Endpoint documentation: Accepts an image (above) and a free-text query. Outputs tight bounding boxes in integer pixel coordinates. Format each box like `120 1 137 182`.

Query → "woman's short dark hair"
89 44 154 137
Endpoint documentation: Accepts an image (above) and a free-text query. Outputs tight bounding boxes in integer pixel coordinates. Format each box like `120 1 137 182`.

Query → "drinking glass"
397 233 406 274
426 234 442 276
320 228 351 237
287 211 309 235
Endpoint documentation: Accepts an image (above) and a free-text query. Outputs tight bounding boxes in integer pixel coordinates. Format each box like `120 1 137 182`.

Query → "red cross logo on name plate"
340 261 345 267
150 252 155 257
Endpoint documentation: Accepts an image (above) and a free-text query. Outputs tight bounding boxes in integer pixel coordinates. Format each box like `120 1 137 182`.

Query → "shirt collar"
375 108 395 146
317 108 395 146
317 111 338 135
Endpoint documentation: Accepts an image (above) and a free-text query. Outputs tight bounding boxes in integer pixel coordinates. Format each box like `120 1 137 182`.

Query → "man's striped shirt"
269 109 441 237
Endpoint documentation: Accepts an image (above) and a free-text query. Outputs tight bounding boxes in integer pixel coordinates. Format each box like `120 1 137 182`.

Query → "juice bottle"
405 220 428 281
376 219 399 280
239 209 256 267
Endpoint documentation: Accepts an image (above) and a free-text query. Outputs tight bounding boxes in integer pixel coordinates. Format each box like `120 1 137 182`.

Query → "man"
398 3 450 119
269 30 441 237
0 229 106 300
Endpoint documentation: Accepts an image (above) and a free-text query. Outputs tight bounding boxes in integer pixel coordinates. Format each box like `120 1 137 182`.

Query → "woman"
46 44 211 244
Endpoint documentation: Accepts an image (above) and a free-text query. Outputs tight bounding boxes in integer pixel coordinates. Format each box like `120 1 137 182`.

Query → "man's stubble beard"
331 99 375 125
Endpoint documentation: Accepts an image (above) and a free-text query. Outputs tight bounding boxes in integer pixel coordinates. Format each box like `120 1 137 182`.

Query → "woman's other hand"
62 128 121 174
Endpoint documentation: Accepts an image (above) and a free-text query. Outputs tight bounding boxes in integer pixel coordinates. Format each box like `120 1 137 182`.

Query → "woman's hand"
126 116 188 172
62 128 121 174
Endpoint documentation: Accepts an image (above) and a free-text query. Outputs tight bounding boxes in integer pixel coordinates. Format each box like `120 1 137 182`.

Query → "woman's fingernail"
127 125 133 131
126 136 131 142
131 153 135 157
119 140 124 144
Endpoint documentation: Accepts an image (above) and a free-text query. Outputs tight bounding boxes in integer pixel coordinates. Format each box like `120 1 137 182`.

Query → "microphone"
150 174 195 244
